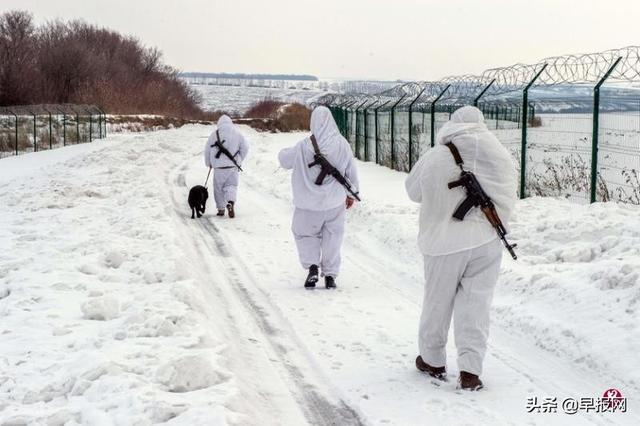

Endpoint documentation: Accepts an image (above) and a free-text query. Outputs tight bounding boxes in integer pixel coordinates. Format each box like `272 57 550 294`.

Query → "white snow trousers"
419 238 502 376
213 168 239 210
291 205 345 278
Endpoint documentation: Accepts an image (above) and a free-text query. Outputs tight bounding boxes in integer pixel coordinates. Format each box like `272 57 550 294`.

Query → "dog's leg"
191 207 195 219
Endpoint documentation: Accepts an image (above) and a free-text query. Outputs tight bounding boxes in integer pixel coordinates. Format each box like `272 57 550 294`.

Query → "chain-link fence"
319 46 640 205
0 104 107 159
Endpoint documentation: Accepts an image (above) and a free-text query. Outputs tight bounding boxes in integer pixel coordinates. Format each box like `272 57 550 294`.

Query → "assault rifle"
445 142 517 260
308 135 361 201
213 130 243 171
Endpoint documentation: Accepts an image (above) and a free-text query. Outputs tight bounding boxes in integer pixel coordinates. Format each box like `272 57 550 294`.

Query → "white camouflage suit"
405 106 517 376
204 115 250 210
278 107 360 278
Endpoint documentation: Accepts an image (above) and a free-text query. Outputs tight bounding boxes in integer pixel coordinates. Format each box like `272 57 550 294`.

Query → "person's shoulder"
280 138 305 153
424 144 448 159
298 136 312 148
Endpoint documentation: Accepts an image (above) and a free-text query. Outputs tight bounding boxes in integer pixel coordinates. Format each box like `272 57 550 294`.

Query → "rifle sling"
444 142 464 168
309 134 328 184
446 141 476 218
310 134 321 156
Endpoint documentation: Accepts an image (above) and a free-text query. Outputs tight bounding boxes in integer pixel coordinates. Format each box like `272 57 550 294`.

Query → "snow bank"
498 198 640 388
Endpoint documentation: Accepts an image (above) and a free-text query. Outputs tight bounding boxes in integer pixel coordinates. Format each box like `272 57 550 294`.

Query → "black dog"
188 185 209 219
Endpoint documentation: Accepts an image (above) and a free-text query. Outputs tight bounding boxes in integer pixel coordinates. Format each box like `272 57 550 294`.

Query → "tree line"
0 10 213 119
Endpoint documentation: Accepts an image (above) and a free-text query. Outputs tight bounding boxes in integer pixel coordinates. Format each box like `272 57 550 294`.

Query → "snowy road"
169 161 364 426
1 125 639 425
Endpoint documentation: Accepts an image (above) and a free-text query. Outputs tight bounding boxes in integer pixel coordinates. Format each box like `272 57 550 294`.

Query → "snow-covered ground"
1 125 639 425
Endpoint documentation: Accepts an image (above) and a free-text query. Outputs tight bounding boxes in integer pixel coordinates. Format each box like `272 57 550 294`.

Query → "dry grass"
276 103 311 132
243 99 286 119
242 99 311 132
529 116 543 127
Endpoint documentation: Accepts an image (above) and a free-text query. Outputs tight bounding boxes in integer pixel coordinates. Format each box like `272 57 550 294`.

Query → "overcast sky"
4 0 639 81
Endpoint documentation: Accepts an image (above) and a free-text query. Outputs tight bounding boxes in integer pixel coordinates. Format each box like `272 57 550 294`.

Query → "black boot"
325 276 336 289
304 265 318 289
227 201 235 218
415 356 447 381
458 371 483 391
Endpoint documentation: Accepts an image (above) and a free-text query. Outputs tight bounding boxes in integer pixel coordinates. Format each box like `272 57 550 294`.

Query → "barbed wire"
320 45 640 107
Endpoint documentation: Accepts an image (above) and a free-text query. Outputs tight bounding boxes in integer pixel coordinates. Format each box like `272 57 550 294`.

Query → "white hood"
311 106 342 150
436 105 488 146
217 114 234 131
306 106 352 170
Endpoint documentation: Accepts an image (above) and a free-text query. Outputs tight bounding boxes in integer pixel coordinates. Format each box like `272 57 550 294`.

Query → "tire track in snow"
172 164 365 426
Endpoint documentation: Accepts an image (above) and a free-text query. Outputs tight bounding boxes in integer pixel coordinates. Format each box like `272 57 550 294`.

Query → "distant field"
190 84 326 114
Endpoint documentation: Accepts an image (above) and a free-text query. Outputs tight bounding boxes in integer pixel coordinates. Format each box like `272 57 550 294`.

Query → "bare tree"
0 10 211 119
0 10 36 104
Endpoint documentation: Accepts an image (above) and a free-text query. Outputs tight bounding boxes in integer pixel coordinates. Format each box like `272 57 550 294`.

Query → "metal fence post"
48 110 53 149
591 56 623 203
97 109 102 139
390 94 407 170
430 85 450 147
58 108 67 146
408 87 427 169
31 111 37 152
344 105 349 139
340 104 348 137
343 104 349 137
10 110 18 156
76 111 80 144
374 100 389 165
89 111 93 142
520 63 548 199
364 100 376 161
354 100 367 159
34 114 38 152
344 101 356 142
473 79 495 107
102 109 107 138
